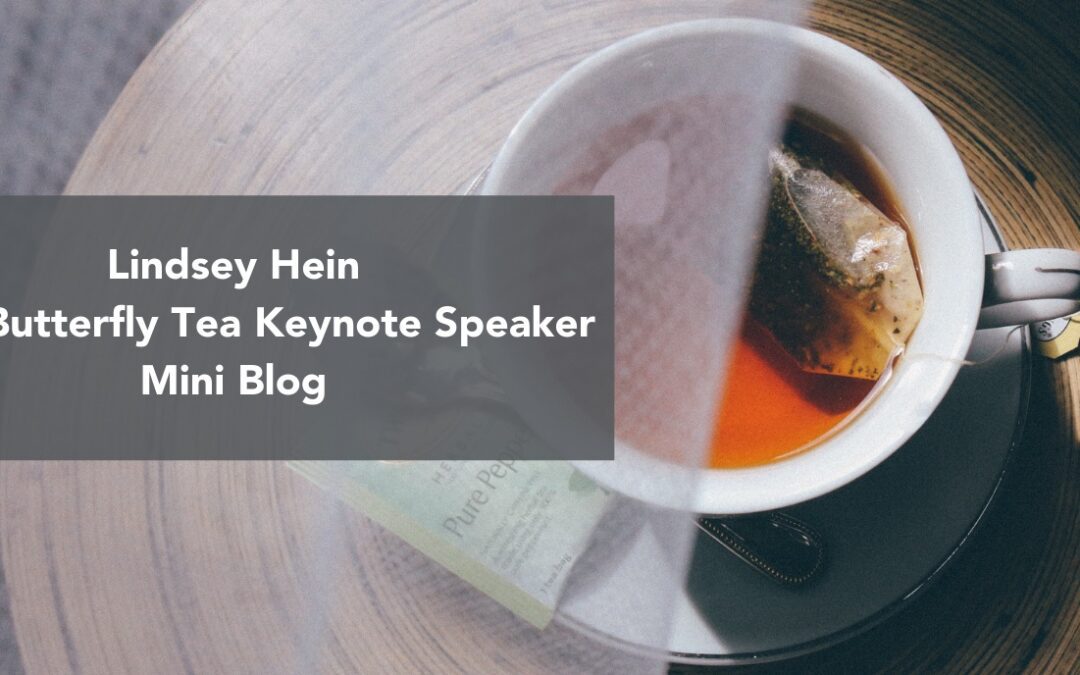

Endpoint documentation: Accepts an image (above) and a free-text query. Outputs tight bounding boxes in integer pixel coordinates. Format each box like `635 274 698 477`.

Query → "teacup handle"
979 249 1080 329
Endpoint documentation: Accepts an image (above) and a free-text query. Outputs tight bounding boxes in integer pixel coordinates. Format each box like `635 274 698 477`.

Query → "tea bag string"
902 324 1025 369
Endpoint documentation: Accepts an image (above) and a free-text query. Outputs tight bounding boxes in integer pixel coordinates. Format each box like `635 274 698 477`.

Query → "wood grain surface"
1 0 1076 673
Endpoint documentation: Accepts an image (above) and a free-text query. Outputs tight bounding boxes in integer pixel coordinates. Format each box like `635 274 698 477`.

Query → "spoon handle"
695 512 825 586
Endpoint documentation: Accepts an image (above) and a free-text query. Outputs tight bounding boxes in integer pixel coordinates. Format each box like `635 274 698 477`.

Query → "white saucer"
554 194 1029 665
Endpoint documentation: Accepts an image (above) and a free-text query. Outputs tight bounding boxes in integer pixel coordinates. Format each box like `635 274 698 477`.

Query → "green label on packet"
288 455 610 628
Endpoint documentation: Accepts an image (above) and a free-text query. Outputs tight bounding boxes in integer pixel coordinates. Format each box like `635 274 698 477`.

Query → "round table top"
3 0 1076 672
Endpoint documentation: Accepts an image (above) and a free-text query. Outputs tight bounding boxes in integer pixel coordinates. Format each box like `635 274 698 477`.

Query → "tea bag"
749 146 923 380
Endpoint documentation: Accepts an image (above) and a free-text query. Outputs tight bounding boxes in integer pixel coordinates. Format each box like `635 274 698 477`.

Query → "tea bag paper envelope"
751 147 924 380
289 458 611 629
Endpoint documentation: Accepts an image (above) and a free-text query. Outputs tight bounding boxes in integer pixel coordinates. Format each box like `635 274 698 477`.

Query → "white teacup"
482 19 1080 514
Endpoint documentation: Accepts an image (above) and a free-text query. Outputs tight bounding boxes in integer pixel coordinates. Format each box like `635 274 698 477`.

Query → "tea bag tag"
1034 311 1080 359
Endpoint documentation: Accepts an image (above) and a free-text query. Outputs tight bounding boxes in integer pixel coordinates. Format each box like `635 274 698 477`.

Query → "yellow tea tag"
1034 312 1080 359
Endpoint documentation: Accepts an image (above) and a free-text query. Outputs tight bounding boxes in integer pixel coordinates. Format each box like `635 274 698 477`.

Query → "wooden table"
2 1 1076 672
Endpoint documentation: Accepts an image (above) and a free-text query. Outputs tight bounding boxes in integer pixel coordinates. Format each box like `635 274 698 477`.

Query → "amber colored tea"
709 111 915 468
709 319 875 468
